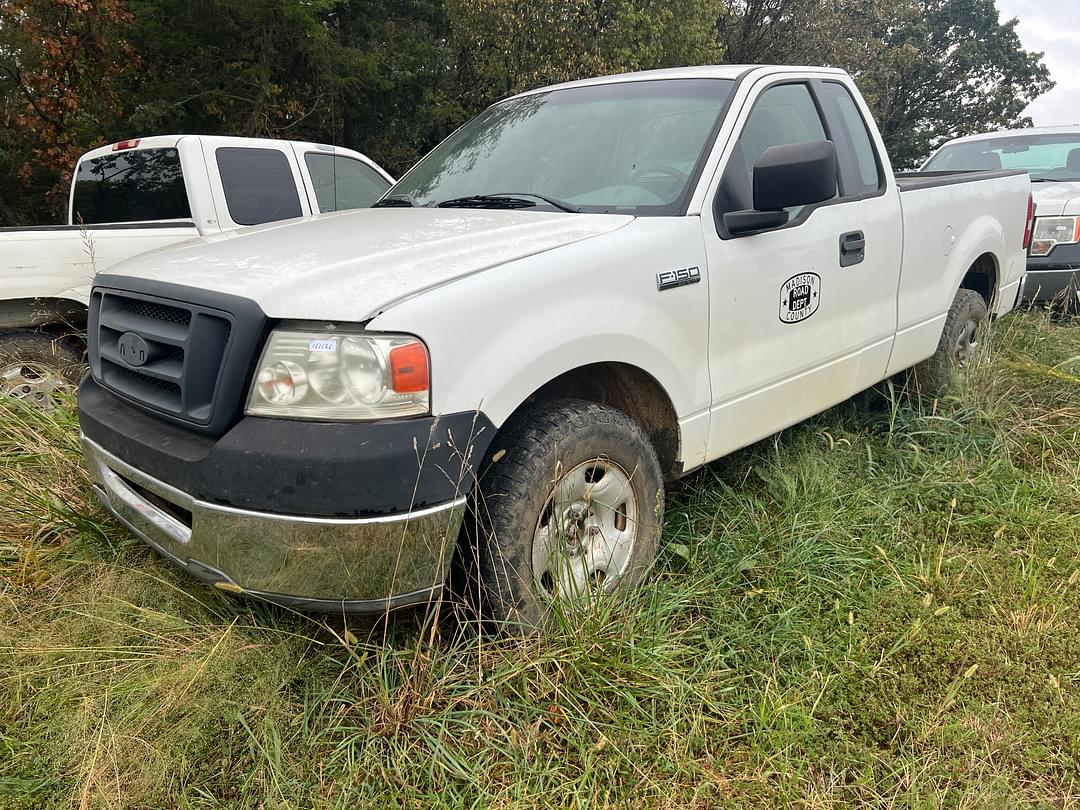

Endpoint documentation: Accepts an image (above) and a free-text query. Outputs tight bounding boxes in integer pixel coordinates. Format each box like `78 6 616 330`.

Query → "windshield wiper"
1031 178 1080 183
437 192 581 213
373 194 421 208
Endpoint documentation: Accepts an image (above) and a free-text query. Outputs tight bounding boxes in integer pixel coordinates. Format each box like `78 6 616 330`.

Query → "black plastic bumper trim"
78 376 495 518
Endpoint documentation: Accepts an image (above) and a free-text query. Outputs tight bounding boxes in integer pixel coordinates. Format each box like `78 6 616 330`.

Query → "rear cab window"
72 148 192 224
215 147 304 226
304 154 391 213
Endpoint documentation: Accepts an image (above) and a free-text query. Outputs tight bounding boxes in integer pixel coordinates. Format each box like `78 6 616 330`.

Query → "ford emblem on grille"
117 332 150 367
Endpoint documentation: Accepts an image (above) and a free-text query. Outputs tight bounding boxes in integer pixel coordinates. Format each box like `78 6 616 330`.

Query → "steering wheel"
632 162 690 185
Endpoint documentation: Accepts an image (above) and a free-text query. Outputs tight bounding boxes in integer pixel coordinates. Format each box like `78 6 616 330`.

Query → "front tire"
911 289 988 396
465 399 664 632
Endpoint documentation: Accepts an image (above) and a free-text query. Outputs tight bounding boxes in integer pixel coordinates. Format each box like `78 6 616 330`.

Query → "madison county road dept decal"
779 272 821 323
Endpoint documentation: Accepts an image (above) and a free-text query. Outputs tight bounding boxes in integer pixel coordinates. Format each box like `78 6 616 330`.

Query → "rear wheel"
0 331 85 412
911 289 988 396
462 399 664 632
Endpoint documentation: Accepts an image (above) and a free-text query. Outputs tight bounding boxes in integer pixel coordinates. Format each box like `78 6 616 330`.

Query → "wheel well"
514 362 682 480
0 298 87 335
959 254 998 310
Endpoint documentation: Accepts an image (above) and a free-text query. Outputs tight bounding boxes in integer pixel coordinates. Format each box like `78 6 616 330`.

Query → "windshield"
387 78 736 215
924 133 1080 182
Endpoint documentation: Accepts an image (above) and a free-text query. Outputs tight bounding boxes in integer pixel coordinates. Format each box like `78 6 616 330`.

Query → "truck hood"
106 208 633 320
1031 182 1080 217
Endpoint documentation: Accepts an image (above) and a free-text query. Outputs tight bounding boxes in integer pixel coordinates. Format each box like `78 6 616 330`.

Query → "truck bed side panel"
888 172 1029 375
0 224 199 309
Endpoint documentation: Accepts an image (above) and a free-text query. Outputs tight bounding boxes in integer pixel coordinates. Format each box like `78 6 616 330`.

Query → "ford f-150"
76 66 1033 629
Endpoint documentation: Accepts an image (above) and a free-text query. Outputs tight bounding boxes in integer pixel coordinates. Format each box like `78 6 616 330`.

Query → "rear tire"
0 330 85 411
461 399 664 633
911 289 988 396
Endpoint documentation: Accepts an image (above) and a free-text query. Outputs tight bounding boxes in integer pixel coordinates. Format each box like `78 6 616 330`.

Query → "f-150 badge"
656 266 700 291
779 273 821 323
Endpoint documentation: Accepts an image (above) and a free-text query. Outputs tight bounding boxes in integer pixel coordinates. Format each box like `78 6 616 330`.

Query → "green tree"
325 0 457 176
121 0 453 178
859 0 1053 168
718 0 1053 168
122 0 340 139
0 0 138 224
719 0 896 68
447 0 724 113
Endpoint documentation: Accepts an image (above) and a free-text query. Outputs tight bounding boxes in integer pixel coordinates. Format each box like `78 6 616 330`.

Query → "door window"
818 82 882 196
716 83 833 223
304 154 391 213
215 147 303 226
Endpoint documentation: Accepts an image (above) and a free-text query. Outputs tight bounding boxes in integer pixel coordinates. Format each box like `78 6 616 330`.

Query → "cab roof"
942 125 1080 146
77 134 341 164
507 65 849 100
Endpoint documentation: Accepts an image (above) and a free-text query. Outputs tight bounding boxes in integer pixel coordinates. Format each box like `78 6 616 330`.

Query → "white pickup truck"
923 125 1080 311
1 135 393 406
77 66 1032 628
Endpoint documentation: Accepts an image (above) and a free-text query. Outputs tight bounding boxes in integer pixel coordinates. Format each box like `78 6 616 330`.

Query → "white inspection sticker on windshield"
309 339 338 353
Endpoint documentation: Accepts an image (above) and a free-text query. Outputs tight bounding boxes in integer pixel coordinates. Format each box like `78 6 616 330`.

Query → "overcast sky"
996 0 1080 126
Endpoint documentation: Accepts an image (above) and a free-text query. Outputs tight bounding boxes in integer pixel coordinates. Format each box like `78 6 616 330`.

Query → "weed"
1 312 1078 807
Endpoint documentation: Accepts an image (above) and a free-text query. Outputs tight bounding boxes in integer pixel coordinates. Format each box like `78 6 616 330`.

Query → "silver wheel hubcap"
1 361 72 411
954 318 980 367
532 458 638 600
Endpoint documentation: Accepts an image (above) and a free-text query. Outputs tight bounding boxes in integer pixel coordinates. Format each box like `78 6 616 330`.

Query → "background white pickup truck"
77 66 1032 629
924 125 1080 312
1 135 393 406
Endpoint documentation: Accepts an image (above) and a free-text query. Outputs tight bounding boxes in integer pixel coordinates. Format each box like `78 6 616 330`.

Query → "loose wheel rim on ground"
1 361 74 412
531 457 639 600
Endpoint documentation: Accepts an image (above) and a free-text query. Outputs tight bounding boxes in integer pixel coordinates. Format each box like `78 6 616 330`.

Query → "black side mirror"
724 140 838 235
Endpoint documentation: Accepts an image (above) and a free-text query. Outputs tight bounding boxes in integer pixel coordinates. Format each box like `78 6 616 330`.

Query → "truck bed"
0 222 200 311
886 168 1030 375
894 169 1028 191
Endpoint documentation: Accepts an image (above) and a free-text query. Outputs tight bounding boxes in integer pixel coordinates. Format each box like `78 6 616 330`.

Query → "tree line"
0 0 1053 226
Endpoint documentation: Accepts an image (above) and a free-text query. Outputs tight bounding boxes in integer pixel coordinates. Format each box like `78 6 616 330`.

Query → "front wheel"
464 399 664 632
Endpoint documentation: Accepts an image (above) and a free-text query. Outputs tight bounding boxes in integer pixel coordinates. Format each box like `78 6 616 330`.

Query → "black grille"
119 297 192 326
90 289 235 427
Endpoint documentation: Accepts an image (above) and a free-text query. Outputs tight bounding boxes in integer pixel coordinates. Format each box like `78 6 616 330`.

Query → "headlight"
1030 216 1080 257
246 328 429 420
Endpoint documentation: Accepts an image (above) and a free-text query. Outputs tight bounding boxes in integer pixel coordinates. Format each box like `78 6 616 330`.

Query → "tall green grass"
1 312 1078 808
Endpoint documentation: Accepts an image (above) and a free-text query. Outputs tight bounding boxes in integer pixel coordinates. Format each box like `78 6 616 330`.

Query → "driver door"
700 79 901 460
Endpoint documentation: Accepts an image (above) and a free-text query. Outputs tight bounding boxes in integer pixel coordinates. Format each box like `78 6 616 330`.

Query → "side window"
717 83 830 217
215 147 303 226
818 82 882 195
304 154 392 213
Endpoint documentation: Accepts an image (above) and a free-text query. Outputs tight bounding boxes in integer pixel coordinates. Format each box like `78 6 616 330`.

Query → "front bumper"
1025 243 1080 306
82 435 466 613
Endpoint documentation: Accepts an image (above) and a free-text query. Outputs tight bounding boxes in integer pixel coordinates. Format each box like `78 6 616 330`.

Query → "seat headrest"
970 151 1002 171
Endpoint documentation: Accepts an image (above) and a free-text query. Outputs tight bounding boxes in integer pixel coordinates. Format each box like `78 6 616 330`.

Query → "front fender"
369 217 712 454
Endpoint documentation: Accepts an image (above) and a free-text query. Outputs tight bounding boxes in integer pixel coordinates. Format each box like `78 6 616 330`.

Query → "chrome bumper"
81 435 465 613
